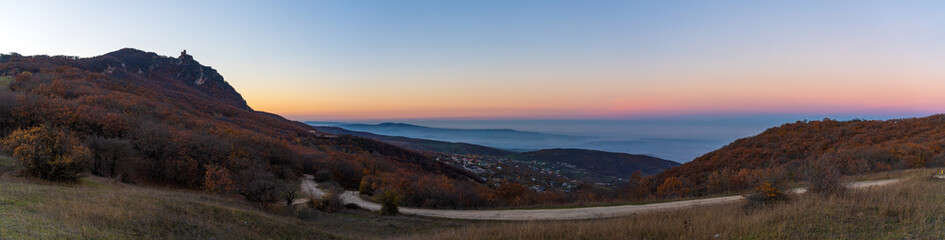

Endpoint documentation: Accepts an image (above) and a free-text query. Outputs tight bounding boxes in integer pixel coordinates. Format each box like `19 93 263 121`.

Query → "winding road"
296 176 900 221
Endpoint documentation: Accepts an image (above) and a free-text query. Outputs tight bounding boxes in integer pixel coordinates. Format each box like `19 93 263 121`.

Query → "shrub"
318 190 344 213
202 164 235 194
804 156 847 195
741 167 789 209
656 177 690 198
744 181 789 209
306 195 320 209
378 190 401 216
1 125 91 181
705 170 731 193
238 166 281 202
359 176 376 195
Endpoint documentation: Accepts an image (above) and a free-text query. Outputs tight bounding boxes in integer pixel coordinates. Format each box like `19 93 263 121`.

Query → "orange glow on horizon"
242 68 945 120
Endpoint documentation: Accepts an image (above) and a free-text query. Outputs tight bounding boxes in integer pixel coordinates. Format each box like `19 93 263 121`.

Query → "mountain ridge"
81 48 251 110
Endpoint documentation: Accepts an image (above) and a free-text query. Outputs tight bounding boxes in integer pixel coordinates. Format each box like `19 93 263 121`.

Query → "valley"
313 124 680 189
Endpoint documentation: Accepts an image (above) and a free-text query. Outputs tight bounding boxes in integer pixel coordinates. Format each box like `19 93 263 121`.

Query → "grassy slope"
411 168 945 240
0 156 468 240
0 178 335 239
7 149 945 240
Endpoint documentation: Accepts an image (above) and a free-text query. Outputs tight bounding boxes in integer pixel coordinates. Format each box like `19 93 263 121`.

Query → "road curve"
292 174 328 205
302 178 901 221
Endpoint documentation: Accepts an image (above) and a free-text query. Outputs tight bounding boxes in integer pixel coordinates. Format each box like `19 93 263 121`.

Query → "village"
433 154 628 193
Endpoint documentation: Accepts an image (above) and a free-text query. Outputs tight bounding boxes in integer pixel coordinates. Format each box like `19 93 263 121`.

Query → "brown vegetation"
1 125 91 181
647 117 945 199
410 169 945 240
0 50 543 209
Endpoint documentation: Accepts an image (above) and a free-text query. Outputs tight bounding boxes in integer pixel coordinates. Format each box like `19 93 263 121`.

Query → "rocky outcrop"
81 48 251 110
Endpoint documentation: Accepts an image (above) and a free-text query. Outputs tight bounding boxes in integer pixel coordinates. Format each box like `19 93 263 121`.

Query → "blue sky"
3 0 944 120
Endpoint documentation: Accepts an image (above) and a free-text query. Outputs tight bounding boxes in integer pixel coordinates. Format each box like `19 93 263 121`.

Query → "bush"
656 177 690 198
744 181 789 209
202 164 235 194
1 125 91 182
305 195 320 209
742 168 789 209
317 190 344 213
378 190 401 216
359 176 376 195
804 156 847 195
238 166 281 202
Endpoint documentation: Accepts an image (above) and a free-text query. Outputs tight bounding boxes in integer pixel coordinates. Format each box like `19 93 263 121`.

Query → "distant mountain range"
307 121 720 162
313 126 516 156
313 122 587 152
309 123 681 179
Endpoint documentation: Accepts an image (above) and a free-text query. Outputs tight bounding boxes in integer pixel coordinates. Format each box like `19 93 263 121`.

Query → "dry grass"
408 168 945 240
0 176 340 239
0 154 471 240
5 152 943 240
0 171 467 239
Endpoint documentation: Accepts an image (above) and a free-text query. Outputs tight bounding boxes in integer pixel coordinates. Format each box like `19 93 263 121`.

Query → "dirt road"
300 178 900 221
292 174 327 205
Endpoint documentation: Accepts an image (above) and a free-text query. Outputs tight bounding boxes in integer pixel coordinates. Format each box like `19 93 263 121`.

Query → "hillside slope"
657 117 945 194
0 49 481 207
0 177 337 239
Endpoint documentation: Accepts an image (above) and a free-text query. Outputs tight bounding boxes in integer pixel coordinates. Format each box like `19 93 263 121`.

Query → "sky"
2 0 945 121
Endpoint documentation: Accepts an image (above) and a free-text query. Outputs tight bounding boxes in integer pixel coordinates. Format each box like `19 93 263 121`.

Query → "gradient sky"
2 1 944 120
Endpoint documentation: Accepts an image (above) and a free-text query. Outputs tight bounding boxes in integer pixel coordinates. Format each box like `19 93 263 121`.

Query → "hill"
0 49 487 208
655 117 945 195
515 149 680 178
